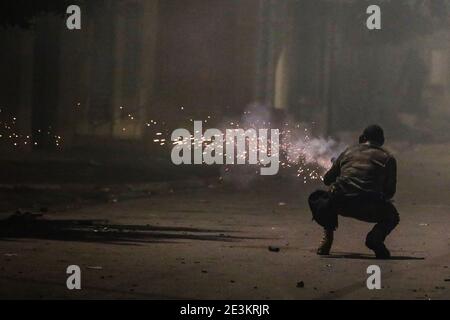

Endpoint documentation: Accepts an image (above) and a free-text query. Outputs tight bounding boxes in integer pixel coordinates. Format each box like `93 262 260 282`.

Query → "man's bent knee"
387 207 400 229
383 202 400 229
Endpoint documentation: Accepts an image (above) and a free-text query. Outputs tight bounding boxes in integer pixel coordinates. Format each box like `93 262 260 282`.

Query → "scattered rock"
4 253 17 257
268 246 280 252
87 266 103 270
296 281 305 288
7 212 42 222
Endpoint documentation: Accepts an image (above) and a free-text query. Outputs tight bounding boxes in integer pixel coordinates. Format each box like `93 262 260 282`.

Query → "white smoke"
219 104 347 183
283 130 346 172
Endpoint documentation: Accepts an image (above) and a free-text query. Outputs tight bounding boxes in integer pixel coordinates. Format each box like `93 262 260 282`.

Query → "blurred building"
0 0 449 152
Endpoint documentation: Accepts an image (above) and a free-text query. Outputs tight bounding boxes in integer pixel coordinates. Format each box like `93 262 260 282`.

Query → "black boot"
365 223 394 259
366 241 391 259
365 202 399 259
317 229 334 255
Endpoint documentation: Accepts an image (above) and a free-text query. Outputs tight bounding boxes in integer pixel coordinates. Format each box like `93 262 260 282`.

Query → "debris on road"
268 246 280 252
7 211 43 222
87 266 103 270
4 253 18 257
296 281 305 288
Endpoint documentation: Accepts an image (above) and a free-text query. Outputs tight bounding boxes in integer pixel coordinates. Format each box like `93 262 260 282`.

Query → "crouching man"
309 125 399 259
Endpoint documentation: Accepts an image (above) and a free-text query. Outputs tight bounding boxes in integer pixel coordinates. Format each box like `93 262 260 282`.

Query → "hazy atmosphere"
0 0 449 300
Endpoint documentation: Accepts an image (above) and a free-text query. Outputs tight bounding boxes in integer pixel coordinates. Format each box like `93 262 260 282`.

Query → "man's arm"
384 157 397 200
323 152 344 186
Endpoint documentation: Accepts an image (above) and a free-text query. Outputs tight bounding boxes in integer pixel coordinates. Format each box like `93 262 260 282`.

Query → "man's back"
312 125 400 259
323 143 397 199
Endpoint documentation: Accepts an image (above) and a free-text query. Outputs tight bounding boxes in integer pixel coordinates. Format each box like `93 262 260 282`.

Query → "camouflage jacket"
323 143 397 199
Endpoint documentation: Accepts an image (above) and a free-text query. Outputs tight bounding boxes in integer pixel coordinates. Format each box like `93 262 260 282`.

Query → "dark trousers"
309 190 400 246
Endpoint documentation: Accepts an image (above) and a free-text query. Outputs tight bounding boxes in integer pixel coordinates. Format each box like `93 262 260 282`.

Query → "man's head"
359 125 385 146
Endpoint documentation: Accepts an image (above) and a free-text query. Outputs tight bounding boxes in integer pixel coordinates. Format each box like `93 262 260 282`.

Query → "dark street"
0 0 450 302
0 142 449 299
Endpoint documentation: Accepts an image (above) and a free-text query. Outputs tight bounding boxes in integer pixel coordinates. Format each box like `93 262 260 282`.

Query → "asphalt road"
0 143 449 299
